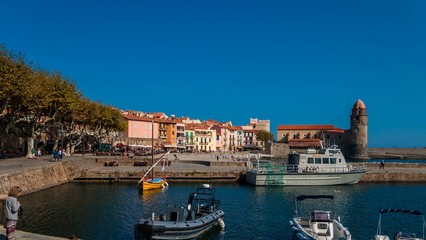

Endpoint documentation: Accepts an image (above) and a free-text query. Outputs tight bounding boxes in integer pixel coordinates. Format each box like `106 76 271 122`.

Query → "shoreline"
0 153 425 196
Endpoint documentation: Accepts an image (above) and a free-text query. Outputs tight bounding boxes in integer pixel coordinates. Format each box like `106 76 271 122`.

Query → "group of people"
3 186 23 240
29 148 42 159
52 148 66 161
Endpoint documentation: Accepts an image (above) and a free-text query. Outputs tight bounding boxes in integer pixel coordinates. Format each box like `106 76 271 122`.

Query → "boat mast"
152 119 154 179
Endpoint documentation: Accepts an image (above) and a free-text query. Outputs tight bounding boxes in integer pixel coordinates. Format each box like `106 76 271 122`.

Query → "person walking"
5 186 23 240
380 160 385 169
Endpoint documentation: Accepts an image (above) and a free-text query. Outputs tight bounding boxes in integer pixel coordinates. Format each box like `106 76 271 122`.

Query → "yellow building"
185 123 216 152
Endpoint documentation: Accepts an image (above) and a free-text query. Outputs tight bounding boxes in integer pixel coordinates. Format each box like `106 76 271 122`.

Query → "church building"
276 99 368 161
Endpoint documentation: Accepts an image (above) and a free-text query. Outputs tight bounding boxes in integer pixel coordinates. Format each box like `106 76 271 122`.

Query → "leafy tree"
0 45 126 156
256 130 274 149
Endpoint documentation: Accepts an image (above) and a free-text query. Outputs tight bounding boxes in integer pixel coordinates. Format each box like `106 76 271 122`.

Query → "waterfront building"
211 125 233 152
185 123 216 152
274 99 368 161
176 122 186 152
184 129 195 152
158 118 177 151
249 118 270 132
121 113 160 147
277 125 345 148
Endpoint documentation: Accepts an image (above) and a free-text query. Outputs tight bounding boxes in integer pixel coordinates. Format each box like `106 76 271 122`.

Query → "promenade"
0 152 425 178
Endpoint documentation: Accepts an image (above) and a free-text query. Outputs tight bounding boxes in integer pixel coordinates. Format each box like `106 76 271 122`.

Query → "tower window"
356 116 359 121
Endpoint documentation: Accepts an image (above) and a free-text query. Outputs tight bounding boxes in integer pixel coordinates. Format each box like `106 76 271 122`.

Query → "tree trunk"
26 137 34 158
26 122 36 158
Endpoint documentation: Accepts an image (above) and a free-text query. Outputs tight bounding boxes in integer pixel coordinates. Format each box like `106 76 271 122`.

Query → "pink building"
121 114 160 147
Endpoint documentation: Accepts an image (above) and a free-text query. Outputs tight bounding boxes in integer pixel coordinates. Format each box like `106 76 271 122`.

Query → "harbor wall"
362 172 426 182
0 161 425 196
368 148 426 159
0 164 69 195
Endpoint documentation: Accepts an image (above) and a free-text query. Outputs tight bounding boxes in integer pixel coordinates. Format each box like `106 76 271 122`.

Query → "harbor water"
17 182 426 240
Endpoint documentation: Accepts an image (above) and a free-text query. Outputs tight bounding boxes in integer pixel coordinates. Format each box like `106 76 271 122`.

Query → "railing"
251 162 365 174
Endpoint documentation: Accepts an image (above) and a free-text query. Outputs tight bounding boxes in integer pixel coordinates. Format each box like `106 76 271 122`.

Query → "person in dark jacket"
5 186 23 240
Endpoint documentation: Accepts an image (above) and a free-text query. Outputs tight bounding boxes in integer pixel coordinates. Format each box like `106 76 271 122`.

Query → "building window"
308 157 314 164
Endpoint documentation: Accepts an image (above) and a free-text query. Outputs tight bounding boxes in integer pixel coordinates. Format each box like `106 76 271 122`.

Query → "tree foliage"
256 130 274 147
0 44 125 155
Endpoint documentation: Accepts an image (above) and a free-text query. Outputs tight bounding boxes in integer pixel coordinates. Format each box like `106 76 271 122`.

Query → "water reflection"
16 182 426 240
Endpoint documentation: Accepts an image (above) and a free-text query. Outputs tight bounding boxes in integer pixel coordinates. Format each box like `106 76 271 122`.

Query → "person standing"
37 149 41 159
5 186 23 240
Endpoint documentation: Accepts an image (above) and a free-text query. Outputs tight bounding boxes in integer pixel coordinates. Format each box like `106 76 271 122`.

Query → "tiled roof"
288 139 322 148
277 125 335 131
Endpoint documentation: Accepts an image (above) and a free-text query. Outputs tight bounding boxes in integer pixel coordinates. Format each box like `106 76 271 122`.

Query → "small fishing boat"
134 184 225 240
137 151 170 191
289 195 351 240
246 145 367 186
374 209 425 240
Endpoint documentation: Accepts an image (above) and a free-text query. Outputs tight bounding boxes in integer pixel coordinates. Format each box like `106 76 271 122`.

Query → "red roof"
288 139 322 148
277 125 335 131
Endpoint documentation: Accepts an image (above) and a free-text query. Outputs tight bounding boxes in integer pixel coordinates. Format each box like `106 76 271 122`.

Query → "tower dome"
352 99 366 109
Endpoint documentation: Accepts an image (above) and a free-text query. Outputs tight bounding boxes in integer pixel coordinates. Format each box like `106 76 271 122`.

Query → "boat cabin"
309 210 334 238
288 146 350 173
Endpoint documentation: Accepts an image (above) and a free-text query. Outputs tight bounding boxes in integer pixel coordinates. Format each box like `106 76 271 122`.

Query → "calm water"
16 182 426 240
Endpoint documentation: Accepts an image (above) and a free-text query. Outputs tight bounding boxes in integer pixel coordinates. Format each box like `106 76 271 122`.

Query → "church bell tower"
349 99 369 160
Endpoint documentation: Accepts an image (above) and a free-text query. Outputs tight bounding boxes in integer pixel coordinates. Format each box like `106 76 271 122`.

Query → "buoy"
218 218 225 229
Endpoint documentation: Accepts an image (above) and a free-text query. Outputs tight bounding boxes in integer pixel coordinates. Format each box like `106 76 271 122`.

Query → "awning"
163 145 177 148
129 144 149 148
177 146 186 148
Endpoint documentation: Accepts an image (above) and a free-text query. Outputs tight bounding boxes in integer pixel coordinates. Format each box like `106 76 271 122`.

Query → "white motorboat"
246 145 366 186
375 209 425 240
289 195 351 240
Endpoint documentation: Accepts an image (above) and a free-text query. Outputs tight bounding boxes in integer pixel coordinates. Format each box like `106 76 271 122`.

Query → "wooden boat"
246 145 367 186
141 177 168 191
375 209 425 240
137 151 170 191
289 195 351 240
134 184 225 240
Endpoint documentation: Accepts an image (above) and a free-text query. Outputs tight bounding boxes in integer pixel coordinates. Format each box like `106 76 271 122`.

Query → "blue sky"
1 0 425 147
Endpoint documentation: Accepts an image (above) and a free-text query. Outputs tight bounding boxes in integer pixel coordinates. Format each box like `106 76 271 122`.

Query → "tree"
0 45 126 156
256 130 274 150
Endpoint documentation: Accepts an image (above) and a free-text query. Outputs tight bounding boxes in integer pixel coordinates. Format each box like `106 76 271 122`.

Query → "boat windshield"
310 211 332 222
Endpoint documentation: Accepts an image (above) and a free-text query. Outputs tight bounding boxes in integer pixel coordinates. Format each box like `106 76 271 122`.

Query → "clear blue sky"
1 0 425 147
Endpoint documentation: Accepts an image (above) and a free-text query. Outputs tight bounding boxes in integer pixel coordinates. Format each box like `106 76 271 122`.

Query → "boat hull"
135 210 225 240
290 218 351 240
139 178 168 191
246 170 366 186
